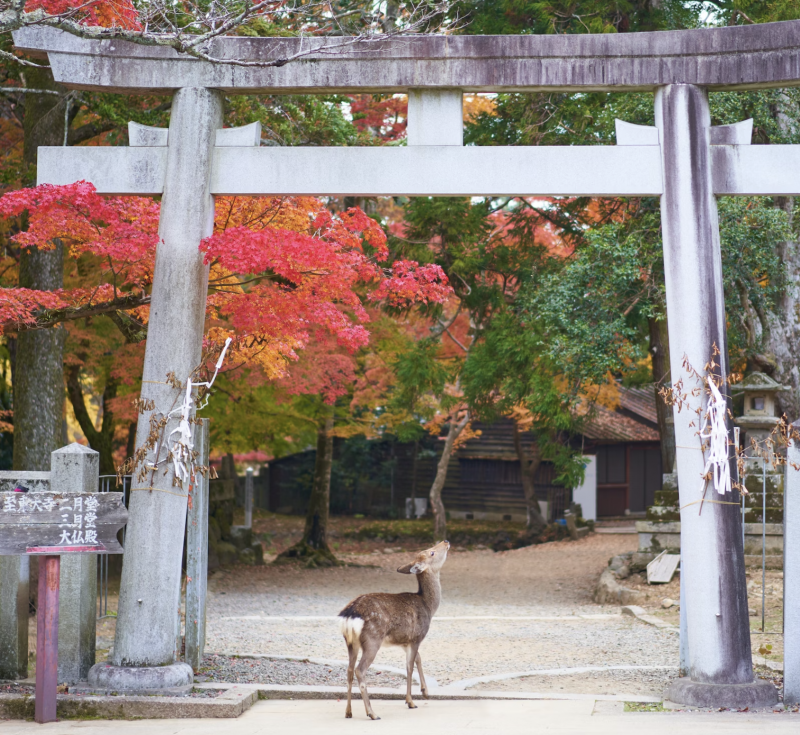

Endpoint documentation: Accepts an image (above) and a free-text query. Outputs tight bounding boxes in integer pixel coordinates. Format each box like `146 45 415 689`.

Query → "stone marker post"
784 424 800 704
185 419 210 671
52 443 99 683
656 84 773 707
88 88 223 692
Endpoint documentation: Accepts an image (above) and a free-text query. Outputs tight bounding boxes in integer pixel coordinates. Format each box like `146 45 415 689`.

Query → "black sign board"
0 492 127 555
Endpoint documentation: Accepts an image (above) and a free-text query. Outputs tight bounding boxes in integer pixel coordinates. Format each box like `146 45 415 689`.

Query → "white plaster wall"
573 455 597 521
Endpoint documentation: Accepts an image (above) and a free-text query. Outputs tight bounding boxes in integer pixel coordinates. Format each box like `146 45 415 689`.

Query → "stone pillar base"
665 676 778 709
81 662 193 696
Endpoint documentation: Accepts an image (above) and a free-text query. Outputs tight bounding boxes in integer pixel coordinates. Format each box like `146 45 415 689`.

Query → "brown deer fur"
338 540 450 720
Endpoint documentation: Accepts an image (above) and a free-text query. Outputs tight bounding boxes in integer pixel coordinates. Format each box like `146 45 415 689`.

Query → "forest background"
1 0 799 559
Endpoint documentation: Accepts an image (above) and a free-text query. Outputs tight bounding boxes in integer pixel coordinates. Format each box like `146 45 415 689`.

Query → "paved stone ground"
4 699 800 734
203 533 681 697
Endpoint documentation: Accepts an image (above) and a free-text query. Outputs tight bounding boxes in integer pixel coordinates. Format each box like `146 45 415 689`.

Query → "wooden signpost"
0 491 127 723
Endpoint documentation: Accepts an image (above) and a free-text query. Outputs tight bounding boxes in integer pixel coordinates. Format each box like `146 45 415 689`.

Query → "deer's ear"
397 561 426 574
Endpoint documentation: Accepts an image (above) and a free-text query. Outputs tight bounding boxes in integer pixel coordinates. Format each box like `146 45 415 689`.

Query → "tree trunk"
15 65 69 472
429 412 469 542
277 410 339 567
65 365 118 474
305 412 334 550
0 66 68 681
648 315 676 474
125 422 137 460
512 420 547 535
13 246 66 472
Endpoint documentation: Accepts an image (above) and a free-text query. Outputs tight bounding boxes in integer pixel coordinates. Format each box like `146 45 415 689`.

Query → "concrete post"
784 424 800 704
89 88 223 692
655 84 775 707
51 443 99 684
244 467 253 530
185 419 210 672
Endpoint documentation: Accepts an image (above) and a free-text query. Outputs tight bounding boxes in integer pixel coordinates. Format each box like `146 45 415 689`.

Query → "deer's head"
397 540 450 575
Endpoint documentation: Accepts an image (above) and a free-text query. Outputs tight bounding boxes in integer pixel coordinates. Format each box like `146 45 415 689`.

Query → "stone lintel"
35 144 800 198
12 22 800 95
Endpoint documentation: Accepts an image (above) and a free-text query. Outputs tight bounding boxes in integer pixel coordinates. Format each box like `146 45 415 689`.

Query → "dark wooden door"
596 445 628 517
628 446 662 513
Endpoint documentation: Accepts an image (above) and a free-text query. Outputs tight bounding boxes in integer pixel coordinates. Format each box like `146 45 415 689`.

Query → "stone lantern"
733 371 789 535
733 371 789 463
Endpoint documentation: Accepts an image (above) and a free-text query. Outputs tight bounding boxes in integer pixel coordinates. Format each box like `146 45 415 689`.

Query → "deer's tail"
339 614 364 651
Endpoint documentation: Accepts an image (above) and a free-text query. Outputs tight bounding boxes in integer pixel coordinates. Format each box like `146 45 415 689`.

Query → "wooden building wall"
265 418 566 520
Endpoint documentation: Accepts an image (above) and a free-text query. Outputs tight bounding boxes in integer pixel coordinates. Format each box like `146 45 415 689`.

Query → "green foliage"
710 88 800 145
522 215 661 383
227 94 359 147
465 91 655 148
518 195 792 374
204 374 319 457
391 338 452 410
719 197 792 355
457 0 701 35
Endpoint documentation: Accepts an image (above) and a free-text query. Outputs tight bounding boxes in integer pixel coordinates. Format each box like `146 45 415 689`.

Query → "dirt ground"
23 513 786 697
201 527 682 697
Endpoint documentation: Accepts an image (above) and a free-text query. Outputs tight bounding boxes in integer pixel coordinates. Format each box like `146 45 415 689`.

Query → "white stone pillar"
656 84 775 707
90 88 222 690
52 443 99 684
784 424 800 704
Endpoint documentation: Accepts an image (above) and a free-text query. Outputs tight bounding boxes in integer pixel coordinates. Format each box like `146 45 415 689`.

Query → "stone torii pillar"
84 99 261 693
655 85 771 707
88 89 222 692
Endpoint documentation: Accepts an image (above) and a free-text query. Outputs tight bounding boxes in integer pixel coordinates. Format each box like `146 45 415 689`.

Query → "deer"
338 540 450 720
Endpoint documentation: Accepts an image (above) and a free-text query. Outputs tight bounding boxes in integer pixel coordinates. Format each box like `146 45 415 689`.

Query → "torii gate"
12 20 800 707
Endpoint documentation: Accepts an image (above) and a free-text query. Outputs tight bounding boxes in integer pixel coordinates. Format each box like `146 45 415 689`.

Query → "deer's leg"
345 641 358 718
404 645 420 709
355 637 381 720
415 651 429 699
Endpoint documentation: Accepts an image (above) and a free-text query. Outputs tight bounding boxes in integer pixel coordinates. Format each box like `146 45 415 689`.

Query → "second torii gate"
13 20 800 707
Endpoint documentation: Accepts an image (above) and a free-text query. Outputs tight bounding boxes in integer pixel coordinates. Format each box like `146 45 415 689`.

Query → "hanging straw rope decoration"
166 337 232 485
697 376 732 496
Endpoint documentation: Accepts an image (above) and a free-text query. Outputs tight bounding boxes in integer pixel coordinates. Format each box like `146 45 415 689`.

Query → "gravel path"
196 653 405 688
204 533 680 693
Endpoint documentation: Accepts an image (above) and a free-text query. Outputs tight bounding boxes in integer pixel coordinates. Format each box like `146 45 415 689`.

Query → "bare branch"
1 0 458 69
5 292 150 333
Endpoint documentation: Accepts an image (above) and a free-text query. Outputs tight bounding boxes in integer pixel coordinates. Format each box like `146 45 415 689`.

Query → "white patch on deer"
340 616 364 647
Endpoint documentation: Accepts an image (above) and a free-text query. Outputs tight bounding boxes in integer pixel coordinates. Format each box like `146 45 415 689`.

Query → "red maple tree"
0 182 450 386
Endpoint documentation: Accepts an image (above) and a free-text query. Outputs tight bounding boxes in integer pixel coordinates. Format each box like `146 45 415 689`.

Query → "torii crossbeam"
12 20 800 707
